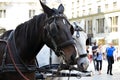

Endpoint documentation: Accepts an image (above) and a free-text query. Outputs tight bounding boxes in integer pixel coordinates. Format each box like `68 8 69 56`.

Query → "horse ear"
40 0 53 17
58 4 64 14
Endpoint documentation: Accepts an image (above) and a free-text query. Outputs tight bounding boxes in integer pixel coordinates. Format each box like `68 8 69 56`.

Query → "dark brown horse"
0 1 76 80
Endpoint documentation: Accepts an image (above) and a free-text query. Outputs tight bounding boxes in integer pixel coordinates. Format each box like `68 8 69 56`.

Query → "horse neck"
14 14 47 61
73 31 87 55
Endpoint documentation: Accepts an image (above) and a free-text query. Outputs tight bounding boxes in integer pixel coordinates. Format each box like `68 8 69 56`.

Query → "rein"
0 39 30 80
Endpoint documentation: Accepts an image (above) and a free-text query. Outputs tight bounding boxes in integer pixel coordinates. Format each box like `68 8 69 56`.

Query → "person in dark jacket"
92 42 98 70
106 42 115 75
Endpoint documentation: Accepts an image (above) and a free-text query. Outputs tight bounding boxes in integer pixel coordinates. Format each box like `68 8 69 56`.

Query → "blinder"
49 19 58 37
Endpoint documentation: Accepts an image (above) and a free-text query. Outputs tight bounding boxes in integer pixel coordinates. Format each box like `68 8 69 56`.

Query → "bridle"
43 14 77 76
45 14 75 59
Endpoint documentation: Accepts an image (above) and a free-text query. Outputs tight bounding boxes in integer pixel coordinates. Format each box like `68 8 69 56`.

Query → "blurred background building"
67 0 120 47
0 0 120 47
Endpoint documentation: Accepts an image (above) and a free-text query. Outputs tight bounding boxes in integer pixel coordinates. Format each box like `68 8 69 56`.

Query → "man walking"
92 42 98 70
106 42 115 75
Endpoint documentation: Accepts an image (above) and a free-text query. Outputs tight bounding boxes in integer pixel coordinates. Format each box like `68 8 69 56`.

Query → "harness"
0 31 36 80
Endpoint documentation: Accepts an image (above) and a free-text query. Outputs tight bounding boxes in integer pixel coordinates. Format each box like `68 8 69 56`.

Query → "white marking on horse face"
63 19 66 24
73 31 87 55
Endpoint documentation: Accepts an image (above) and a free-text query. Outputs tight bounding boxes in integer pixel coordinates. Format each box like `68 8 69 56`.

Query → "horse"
0 1 77 80
37 22 89 80
72 22 89 71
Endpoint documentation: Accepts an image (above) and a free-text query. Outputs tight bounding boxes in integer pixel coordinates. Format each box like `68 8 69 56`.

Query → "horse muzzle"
77 57 89 71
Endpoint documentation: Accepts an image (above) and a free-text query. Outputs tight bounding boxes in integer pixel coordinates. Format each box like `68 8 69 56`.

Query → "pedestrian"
92 42 98 70
106 42 115 75
86 46 89 54
86 46 92 62
96 44 103 74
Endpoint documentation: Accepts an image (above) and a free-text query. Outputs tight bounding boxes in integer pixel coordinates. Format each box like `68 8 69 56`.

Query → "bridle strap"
46 14 66 22
58 40 75 48
79 54 88 58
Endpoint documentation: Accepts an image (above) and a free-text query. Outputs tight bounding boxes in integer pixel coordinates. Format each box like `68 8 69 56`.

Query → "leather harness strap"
0 31 36 80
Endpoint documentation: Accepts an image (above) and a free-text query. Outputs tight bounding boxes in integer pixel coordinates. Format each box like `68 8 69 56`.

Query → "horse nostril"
70 53 76 63
81 63 84 67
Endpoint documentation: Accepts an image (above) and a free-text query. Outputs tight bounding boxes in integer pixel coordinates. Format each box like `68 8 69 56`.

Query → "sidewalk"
72 60 120 80
59 60 120 80
80 60 120 80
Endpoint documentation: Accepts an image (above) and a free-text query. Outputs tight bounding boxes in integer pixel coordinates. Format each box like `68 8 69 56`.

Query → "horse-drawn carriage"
35 47 92 80
0 1 92 80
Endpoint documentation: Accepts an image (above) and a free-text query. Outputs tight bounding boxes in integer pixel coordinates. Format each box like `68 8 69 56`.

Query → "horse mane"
12 13 48 60
0 13 47 51
15 13 47 39
14 13 47 47
0 13 48 62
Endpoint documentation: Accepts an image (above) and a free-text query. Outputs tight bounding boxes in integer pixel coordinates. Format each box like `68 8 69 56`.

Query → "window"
98 6 101 13
77 11 79 17
109 16 118 32
88 20 92 34
72 12 74 18
113 16 118 25
0 9 6 18
112 39 118 45
97 18 104 33
88 8 91 15
72 2 74 10
105 4 108 11
113 2 117 9
29 9 35 18
82 10 85 16
77 0 79 3
72 2 74 16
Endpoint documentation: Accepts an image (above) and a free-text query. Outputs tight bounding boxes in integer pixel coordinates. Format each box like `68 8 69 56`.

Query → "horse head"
72 22 89 71
40 1 76 66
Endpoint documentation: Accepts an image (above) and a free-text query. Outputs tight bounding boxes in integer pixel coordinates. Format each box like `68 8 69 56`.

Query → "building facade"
0 0 41 30
64 0 120 47
0 0 120 47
